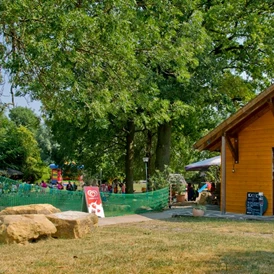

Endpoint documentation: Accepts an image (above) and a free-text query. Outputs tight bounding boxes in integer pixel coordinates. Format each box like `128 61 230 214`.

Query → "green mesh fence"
0 177 83 212
101 187 170 217
0 177 170 216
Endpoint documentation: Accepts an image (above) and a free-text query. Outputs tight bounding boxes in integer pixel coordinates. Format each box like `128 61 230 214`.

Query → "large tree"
1 0 274 190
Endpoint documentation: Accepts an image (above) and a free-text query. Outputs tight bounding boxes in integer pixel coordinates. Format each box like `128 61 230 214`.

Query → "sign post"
143 157 149 192
83 186 105 218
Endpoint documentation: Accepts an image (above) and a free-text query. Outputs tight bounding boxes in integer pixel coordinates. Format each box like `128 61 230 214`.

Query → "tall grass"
0 217 274 273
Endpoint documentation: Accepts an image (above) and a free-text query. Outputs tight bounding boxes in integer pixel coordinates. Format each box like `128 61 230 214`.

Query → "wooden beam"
225 135 239 163
199 105 269 152
194 85 274 151
268 98 274 116
229 106 269 136
234 137 239 163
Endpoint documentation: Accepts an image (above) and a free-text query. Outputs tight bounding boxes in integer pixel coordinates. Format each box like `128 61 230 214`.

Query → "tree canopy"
9 106 40 133
1 0 274 189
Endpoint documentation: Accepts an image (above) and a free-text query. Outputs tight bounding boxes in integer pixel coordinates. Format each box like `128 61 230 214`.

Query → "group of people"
186 182 216 202
62 181 78 191
112 182 126 194
40 180 78 191
99 180 126 194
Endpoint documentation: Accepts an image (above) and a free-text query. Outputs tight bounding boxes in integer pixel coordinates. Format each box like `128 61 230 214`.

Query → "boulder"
0 214 57 244
0 204 61 215
46 211 98 239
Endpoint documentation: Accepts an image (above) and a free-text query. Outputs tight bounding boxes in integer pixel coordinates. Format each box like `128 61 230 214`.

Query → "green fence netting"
100 187 169 217
0 177 170 217
0 177 83 212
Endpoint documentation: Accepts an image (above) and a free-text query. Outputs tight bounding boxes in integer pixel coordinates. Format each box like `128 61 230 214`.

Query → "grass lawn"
1 216 274 273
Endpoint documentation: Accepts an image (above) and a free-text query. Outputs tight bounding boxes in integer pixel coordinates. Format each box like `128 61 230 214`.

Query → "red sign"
84 186 105 218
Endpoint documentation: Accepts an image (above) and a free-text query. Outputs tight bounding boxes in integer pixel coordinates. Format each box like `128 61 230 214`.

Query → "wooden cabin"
194 84 274 216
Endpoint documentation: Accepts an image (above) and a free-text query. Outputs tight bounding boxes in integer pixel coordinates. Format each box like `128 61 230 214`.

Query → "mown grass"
0 216 274 273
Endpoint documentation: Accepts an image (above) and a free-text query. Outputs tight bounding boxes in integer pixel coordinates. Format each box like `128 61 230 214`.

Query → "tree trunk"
155 121 172 172
125 119 135 193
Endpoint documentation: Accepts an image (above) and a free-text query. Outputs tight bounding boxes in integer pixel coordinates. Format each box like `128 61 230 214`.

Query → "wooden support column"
268 98 274 116
221 134 226 214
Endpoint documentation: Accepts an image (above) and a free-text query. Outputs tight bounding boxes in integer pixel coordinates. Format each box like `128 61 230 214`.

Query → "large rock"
46 211 98 239
0 214 57 244
0 204 61 215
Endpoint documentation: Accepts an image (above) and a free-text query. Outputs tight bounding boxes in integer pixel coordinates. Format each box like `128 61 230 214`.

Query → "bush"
149 166 171 190
149 166 186 193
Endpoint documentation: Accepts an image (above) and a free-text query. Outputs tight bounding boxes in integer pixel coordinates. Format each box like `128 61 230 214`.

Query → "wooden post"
221 135 226 214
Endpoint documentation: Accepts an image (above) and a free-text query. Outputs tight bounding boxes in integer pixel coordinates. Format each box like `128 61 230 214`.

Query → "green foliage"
14 126 44 182
0 114 22 169
9 107 40 134
0 112 46 182
192 204 206 211
38 165 51 182
36 124 59 164
149 166 172 190
205 166 220 184
149 166 186 193
173 183 186 195
168 173 186 194
186 172 205 185
1 0 274 184
8 107 57 165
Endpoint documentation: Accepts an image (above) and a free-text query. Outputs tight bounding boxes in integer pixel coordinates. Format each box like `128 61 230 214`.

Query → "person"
72 182 78 191
113 183 118 194
194 186 199 201
121 183 126 194
57 182 64 190
210 182 217 204
113 180 118 193
210 182 216 194
108 183 112 193
119 182 123 193
66 181 73 191
41 180 47 188
187 183 194 201
41 180 47 193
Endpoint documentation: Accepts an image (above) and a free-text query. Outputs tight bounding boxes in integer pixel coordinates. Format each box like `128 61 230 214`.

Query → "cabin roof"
194 84 274 152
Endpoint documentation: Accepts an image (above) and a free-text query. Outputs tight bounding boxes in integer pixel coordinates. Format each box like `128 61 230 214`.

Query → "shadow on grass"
204 250 274 273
